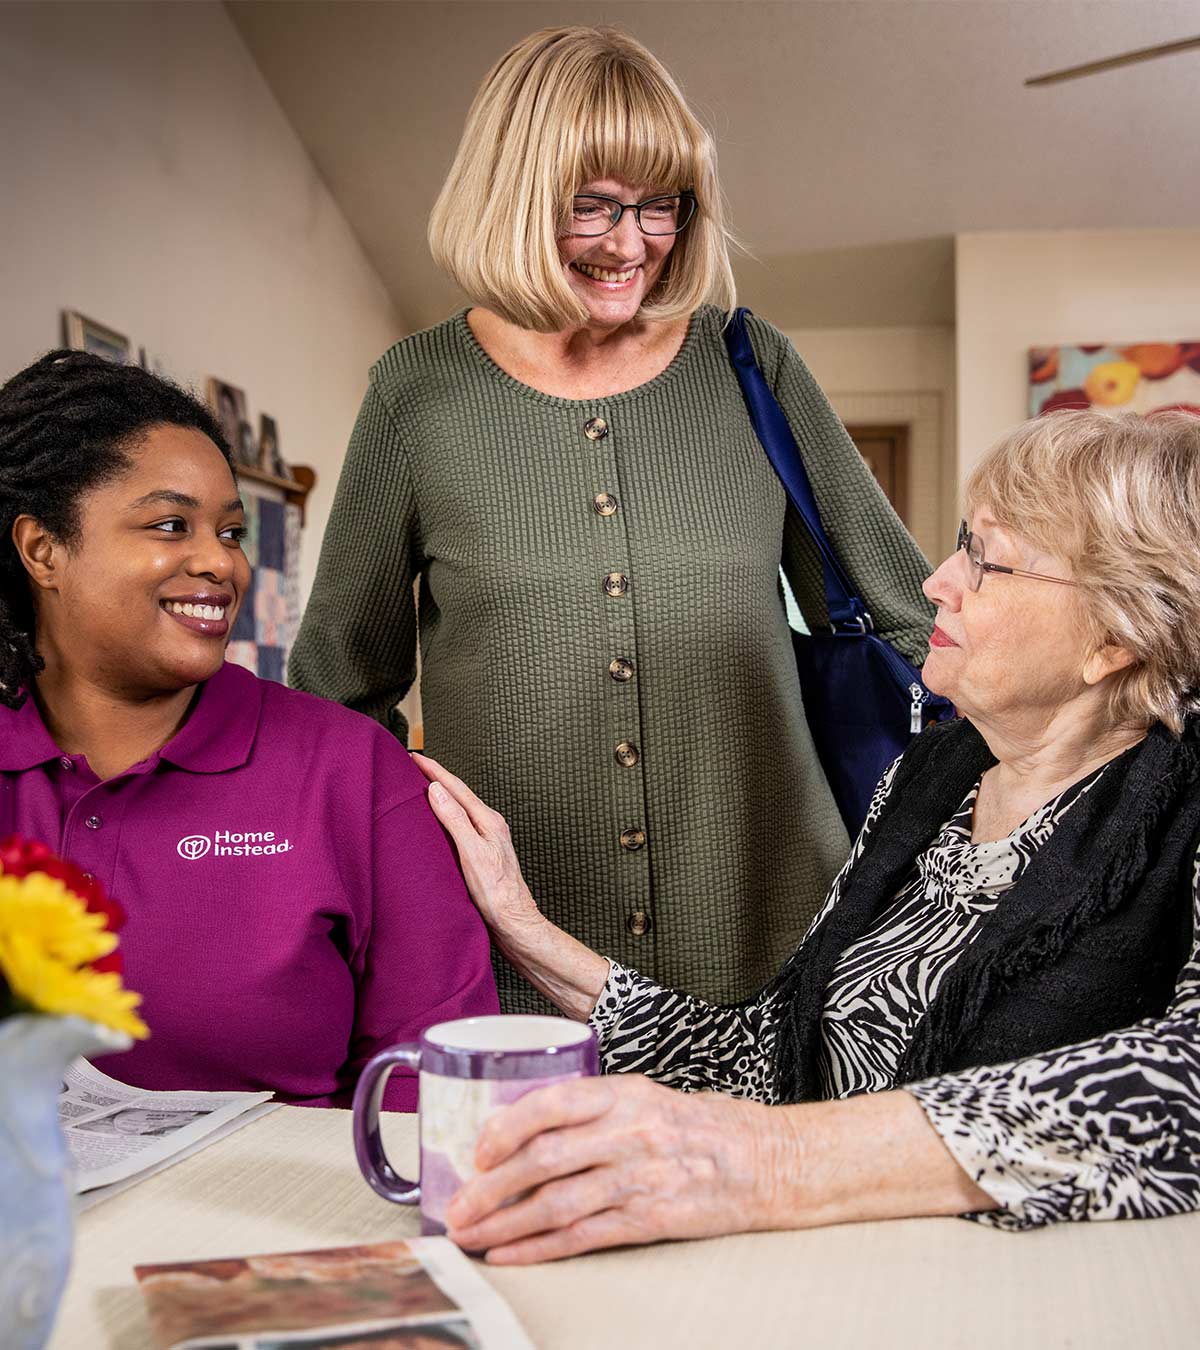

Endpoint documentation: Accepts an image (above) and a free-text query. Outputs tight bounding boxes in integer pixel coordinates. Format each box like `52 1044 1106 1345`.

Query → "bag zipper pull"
909 682 925 735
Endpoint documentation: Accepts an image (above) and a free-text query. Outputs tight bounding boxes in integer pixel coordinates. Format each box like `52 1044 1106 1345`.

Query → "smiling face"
557 177 680 331
33 424 250 697
921 508 1097 726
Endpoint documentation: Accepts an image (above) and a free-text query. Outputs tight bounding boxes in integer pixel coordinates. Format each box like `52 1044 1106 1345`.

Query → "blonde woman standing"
290 26 933 1012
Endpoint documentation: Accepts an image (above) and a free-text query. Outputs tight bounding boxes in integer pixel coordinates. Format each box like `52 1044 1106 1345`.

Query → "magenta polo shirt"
0 662 498 1111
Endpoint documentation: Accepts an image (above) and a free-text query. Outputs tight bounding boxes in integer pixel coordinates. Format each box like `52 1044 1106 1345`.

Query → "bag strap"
723 307 871 635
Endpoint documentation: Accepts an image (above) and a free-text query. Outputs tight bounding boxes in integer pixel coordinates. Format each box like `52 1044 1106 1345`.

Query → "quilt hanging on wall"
226 480 303 683
1028 342 1200 418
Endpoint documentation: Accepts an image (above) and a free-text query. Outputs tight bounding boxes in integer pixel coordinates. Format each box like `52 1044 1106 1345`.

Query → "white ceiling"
226 0 1200 331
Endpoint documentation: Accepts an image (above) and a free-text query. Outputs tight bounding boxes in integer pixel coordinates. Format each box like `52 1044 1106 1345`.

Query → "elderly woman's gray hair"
966 409 1200 734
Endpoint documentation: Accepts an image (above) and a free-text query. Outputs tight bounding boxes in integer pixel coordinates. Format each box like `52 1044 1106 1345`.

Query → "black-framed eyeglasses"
565 191 697 237
956 520 1077 592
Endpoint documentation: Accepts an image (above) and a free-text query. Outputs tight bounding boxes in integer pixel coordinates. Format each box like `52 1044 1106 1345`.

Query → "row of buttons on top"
589 422 622 593
585 416 651 938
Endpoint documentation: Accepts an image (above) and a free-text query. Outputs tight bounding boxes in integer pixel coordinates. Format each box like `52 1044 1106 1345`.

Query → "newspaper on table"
61 1057 278 1210
135 1237 535 1350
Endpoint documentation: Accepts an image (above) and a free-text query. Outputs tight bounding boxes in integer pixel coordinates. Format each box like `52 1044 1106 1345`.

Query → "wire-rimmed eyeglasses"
565 191 697 237
956 520 1077 592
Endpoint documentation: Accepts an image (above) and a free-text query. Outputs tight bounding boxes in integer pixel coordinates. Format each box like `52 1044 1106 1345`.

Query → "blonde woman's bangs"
572 68 701 197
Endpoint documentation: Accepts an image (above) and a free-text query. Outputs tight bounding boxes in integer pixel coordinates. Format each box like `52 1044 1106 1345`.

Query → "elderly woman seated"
418 407 1200 1262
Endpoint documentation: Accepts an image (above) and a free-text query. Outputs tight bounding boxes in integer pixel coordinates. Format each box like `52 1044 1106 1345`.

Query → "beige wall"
0 1 403 605
956 229 1200 484
786 327 957 564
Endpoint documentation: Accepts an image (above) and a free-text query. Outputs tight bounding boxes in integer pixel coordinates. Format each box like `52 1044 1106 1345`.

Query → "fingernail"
429 783 447 802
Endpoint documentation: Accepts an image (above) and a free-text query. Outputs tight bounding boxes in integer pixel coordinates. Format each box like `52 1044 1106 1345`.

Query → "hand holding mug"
443 1075 775 1264
353 1015 598 1235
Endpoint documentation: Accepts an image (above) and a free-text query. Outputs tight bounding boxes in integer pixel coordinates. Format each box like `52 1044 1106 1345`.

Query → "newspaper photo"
61 1057 278 1208
135 1237 535 1350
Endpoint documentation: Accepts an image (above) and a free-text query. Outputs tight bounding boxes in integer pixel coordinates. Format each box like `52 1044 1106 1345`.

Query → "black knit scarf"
771 716 1200 1103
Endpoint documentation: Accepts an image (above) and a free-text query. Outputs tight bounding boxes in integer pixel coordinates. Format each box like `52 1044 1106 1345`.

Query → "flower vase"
0 1014 131 1350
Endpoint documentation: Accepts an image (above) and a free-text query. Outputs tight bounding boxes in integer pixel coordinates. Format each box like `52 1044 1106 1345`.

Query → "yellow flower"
0 872 148 1039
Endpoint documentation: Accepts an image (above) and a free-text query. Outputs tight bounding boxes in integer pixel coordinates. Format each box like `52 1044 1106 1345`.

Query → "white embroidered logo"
175 830 293 860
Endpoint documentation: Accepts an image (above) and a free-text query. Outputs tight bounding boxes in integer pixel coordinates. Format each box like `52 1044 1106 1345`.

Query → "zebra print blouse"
589 759 1200 1230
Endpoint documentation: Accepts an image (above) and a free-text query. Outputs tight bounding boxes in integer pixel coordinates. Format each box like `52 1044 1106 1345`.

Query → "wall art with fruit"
1028 342 1200 418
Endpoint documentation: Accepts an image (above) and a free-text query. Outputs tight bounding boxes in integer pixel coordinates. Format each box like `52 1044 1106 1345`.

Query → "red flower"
0 835 125 972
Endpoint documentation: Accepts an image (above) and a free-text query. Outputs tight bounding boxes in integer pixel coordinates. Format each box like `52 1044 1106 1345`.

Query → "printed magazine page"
135 1238 536 1350
61 1058 277 1198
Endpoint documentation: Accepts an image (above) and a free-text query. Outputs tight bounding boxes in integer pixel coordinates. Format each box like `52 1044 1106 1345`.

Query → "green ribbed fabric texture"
289 307 934 1012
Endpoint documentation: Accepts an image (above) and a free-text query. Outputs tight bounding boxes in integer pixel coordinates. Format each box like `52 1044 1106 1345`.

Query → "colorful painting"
226 481 303 683
1028 342 1200 417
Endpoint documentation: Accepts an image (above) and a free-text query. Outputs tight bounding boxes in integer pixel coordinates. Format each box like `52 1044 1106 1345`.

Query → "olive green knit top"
289 306 934 1011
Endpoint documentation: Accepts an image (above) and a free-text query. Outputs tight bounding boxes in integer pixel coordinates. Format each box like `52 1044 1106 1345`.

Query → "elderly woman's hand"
413 754 610 1019
445 1075 777 1263
412 754 540 936
445 1078 997 1264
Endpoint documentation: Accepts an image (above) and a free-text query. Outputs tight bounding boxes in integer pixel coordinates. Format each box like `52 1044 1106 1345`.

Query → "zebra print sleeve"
587 759 905 1101
589 960 780 1100
907 852 1200 1229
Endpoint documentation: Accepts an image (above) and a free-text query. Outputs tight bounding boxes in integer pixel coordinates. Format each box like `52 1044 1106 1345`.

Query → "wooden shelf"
236 463 317 524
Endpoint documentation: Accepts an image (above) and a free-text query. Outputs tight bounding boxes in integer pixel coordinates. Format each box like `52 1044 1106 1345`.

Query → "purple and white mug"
352 1014 599 1234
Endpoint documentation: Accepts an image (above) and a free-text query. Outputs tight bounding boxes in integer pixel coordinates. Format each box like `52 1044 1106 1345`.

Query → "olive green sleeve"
746 315 935 666
287 381 419 741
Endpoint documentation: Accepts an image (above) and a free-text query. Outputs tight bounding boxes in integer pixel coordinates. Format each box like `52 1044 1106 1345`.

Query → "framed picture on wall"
257 413 286 478
237 419 258 468
207 377 252 464
1028 342 1200 416
62 311 131 364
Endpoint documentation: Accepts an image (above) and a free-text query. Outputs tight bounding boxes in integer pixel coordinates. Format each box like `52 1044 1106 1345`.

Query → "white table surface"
50 1103 1200 1350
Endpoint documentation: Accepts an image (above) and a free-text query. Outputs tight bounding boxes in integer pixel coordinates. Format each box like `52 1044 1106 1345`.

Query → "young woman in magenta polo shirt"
0 351 498 1110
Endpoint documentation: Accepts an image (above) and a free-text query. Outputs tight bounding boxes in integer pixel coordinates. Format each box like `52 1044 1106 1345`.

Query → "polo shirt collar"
158 661 263 773
0 661 263 775
0 691 63 771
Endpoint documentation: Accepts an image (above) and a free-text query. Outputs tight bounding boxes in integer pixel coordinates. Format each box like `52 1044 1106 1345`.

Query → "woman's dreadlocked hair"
0 350 233 708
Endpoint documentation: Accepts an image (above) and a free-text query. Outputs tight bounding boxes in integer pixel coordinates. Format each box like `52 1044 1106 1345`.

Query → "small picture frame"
237 419 258 469
207 378 251 463
62 311 131 364
138 347 170 378
257 414 286 478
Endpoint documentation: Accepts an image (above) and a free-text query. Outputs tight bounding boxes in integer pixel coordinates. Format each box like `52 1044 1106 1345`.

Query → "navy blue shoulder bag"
724 307 953 836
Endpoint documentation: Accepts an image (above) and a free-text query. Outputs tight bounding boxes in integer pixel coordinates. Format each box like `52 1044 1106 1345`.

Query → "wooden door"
846 423 909 525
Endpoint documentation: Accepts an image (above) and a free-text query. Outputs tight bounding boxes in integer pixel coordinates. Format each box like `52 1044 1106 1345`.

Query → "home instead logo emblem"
176 830 293 860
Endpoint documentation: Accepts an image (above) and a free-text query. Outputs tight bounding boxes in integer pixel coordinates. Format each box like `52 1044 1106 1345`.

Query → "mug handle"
352 1043 421 1204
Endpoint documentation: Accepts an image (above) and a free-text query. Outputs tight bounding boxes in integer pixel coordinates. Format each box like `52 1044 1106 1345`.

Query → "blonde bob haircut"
429 26 737 333
965 409 1200 735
